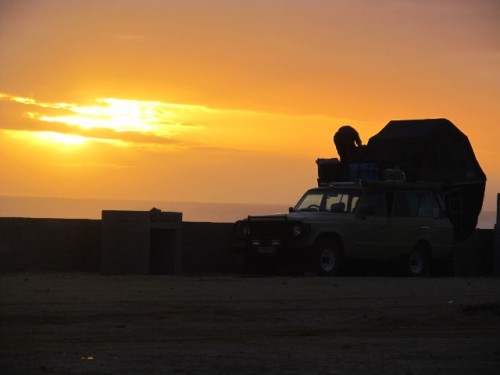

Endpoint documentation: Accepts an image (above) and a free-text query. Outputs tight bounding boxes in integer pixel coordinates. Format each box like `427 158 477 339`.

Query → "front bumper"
240 239 310 261
233 217 312 261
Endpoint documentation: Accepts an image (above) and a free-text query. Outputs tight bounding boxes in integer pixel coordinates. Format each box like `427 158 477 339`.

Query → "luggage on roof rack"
365 118 485 240
317 118 486 240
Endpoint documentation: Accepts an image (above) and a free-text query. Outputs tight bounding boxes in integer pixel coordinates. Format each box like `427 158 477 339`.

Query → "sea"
0 195 496 228
0 195 290 223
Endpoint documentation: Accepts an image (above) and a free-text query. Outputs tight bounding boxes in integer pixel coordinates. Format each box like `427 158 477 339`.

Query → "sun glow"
2 129 87 146
55 98 160 132
32 131 88 145
37 98 182 134
1 93 205 147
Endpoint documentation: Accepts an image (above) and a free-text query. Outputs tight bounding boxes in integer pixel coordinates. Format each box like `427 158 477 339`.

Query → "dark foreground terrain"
1 273 500 374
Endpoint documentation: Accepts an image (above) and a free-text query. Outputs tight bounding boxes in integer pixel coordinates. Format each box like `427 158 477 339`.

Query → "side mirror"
289 207 294 213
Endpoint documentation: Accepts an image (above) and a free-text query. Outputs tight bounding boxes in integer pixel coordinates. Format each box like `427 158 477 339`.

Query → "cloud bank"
0 93 205 147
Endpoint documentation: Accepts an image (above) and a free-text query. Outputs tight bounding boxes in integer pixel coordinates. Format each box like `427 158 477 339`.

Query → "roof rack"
361 180 446 191
317 181 358 187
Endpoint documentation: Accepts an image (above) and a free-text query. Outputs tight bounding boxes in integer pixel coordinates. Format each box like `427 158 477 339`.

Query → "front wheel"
313 239 342 276
404 244 430 277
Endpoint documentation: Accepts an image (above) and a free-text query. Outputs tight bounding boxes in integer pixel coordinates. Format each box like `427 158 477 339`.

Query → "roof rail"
361 180 445 191
318 181 358 187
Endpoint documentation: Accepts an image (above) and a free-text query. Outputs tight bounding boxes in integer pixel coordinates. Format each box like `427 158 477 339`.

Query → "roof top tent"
364 118 486 240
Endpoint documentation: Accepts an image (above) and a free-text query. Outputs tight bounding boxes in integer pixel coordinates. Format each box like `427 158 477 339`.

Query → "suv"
234 182 454 276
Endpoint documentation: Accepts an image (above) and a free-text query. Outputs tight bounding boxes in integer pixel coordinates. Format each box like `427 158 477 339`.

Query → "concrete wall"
454 229 494 276
495 225 500 276
0 218 242 274
0 218 101 272
100 210 182 275
181 222 244 273
494 194 500 276
0 217 494 275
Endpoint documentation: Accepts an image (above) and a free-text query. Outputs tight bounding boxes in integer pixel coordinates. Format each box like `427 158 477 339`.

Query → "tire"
404 244 430 277
313 238 342 276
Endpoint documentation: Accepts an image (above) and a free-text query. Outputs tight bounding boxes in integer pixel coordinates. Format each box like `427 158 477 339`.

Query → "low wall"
0 218 101 272
454 229 494 276
0 217 494 275
0 218 242 274
181 222 244 273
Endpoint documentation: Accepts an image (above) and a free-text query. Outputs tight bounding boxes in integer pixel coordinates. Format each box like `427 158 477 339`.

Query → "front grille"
248 216 289 237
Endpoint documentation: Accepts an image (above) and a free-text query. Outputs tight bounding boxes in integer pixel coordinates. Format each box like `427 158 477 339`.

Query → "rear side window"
359 191 386 216
392 191 440 217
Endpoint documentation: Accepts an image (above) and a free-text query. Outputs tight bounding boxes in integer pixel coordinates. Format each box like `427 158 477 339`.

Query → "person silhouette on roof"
333 125 362 164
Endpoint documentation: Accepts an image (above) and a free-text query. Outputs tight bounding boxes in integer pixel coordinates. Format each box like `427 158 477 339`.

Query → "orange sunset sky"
1 0 499 214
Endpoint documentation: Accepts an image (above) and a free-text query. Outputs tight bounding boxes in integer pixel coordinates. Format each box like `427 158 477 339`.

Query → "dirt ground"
1 273 500 375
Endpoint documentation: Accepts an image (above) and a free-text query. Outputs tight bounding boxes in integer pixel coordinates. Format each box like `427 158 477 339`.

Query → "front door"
351 191 389 259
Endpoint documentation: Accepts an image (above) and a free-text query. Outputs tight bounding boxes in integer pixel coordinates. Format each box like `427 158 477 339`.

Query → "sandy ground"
1 273 500 375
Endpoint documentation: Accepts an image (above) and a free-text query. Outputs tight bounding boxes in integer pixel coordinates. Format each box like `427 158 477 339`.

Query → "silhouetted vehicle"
235 118 484 276
234 182 454 276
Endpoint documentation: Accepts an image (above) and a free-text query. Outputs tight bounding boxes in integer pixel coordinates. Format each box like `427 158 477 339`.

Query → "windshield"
294 189 360 213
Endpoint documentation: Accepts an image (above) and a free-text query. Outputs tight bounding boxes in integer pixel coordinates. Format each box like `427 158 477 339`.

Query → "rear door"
389 191 424 258
423 193 454 258
389 191 452 259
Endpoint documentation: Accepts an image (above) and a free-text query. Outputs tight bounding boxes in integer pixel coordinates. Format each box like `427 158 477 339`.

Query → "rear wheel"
404 244 430 277
313 238 342 276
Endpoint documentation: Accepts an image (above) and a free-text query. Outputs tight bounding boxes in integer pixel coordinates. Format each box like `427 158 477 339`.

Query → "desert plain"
1 272 499 374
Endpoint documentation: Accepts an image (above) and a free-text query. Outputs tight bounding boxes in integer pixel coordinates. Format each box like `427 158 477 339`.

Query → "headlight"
234 221 250 237
292 225 302 237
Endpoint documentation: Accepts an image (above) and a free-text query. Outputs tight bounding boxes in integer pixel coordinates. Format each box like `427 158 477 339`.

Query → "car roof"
311 181 444 193
308 184 362 193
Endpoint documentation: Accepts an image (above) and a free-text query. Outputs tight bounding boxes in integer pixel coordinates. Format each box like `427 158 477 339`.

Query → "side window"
326 194 342 211
417 192 433 217
432 194 443 218
393 191 439 218
296 193 323 211
350 196 360 213
325 192 361 213
393 192 417 217
360 192 386 216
